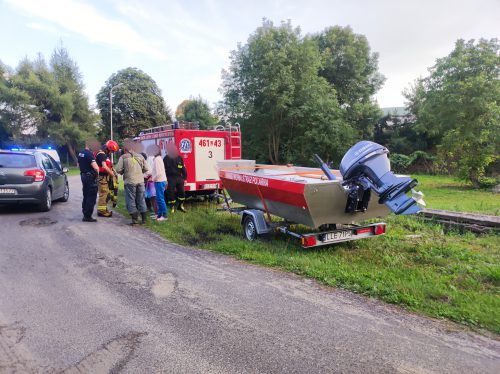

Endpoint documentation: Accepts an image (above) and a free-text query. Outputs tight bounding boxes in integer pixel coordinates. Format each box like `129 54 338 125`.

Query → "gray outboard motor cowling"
339 141 421 215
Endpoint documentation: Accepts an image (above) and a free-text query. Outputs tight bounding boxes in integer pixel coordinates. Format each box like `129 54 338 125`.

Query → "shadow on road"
0 202 67 215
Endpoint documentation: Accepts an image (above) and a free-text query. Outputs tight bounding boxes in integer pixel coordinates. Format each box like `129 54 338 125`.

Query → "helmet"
105 140 119 152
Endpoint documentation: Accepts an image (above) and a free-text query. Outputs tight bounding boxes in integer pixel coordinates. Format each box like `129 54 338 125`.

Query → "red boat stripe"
220 172 307 208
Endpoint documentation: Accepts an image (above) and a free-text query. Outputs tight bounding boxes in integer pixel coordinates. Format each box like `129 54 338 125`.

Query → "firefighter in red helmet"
95 140 119 217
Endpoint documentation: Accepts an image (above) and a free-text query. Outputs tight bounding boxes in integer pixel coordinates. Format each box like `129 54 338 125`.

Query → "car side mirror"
62 167 69 173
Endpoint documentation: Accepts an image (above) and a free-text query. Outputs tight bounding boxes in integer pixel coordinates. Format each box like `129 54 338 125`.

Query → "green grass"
116 191 499 335
64 166 81 176
414 174 499 215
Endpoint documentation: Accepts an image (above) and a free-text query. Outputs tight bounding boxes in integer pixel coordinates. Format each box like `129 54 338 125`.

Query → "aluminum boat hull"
218 160 390 228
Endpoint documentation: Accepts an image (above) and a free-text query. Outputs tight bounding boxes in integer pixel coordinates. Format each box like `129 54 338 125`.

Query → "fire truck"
137 122 241 195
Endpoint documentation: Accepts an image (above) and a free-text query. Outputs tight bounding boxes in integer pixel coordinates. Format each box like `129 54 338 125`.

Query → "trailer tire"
243 215 258 241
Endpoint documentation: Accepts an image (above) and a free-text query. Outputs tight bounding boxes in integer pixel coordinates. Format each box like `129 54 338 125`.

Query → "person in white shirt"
151 145 168 221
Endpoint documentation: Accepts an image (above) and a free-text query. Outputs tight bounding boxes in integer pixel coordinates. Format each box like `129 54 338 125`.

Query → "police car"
0 149 69 211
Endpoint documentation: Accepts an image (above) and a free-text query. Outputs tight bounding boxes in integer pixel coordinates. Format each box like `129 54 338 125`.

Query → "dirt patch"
19 217 57 227
0 322 42 373
151 273 176 299
61 331 145 374
185 230 216 246
215 225 239 236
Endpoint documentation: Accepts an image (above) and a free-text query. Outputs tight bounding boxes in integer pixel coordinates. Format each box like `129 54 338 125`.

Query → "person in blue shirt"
78 139 100 222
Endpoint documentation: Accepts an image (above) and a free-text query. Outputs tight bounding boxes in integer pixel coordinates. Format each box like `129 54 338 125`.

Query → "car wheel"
59 182 69 202
39 188 52 212
243 215 258 241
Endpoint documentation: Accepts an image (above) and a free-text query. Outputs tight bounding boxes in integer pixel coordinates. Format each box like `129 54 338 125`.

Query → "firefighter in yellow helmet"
95 140 119 217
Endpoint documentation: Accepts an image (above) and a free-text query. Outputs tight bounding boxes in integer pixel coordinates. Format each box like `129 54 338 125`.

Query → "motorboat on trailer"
217 141 425 247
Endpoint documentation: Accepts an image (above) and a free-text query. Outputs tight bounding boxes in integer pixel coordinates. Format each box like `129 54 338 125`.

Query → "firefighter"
108 155 120 209
95 140 119 217
164 142 187 213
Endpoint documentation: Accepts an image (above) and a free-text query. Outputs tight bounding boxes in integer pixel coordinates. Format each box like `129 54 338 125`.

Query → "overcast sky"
1 0 499 111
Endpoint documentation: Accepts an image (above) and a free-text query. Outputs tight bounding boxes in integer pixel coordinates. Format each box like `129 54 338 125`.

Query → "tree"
313 26 385 138
0 48 97 161
219 19 354 165
0 60 40 144
96 68 172 140
176 96 217 129
404 38 500 187
175 99 190 119
48 46 98 161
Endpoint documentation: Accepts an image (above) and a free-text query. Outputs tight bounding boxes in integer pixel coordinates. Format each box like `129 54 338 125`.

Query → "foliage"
390 151 437 174
313 26 384 138
0 47 97 161
389 153 412 172
219 19 356 165
373 113 435 155
175 99 190 119
175 96 217 129
0 60 40 142
404 39 500 187
96 67 172 140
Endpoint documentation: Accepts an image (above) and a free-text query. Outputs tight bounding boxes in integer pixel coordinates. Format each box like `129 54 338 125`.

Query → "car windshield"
0 153 37 168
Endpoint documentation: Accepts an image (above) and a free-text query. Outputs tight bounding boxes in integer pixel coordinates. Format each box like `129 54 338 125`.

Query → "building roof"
380 107 409 116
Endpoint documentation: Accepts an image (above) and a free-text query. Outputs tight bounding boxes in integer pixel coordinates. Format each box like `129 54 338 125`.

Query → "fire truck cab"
137 122 241 196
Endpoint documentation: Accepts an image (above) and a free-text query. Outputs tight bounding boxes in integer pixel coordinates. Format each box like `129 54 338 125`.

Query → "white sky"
1 0 499 110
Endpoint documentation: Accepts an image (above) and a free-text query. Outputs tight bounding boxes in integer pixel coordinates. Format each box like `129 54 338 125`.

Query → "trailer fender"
241 210 271 235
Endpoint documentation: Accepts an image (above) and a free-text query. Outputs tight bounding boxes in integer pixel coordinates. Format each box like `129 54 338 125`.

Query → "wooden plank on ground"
420 208 500 228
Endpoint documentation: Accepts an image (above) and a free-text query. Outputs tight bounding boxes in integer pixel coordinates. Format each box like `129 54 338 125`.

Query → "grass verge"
115 190 499 335
64 166 81 177
414 174 499 215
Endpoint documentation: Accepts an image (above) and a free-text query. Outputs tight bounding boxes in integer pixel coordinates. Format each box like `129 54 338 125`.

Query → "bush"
479 177 499 189
390 151 437 174
390 153 412 173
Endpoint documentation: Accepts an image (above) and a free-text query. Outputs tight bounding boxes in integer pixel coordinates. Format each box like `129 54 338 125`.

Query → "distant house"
381 107 409 117
380 107 415 126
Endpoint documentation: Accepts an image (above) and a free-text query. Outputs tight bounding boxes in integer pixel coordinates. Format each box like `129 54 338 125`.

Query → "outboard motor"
339 141 424 215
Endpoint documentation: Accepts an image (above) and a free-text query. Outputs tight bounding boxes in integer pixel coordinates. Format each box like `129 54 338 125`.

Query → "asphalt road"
0 176 499 373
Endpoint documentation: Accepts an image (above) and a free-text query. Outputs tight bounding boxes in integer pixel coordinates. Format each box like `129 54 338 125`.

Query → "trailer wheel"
243 215 257 241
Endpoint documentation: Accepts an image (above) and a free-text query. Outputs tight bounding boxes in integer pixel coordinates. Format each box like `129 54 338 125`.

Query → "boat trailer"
218 141 425 248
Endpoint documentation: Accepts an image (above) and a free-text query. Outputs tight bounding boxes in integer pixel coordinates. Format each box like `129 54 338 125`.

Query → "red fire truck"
137 122 241 195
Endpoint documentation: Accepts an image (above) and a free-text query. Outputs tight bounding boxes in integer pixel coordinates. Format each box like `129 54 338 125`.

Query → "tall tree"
404 38 499 187
96 68 172 139
219 19 353 165
48 46 98 161
1 48 97 161
0 60 40 143
176 96 217 129
175 99 190 119
313 26 385 138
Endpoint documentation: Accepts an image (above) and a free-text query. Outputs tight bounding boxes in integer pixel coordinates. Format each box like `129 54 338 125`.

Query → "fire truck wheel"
243 215 257 241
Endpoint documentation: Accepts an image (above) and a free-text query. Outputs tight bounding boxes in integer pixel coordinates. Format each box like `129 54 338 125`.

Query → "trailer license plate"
323 230 352 242
0 188 16 195
202 183 218 189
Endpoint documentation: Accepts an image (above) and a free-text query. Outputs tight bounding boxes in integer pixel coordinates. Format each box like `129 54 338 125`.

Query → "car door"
47 155 66 199
40 154 63 198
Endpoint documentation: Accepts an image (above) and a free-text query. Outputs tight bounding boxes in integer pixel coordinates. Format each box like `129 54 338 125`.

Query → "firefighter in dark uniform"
78 140 100 222
164 142 187 213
